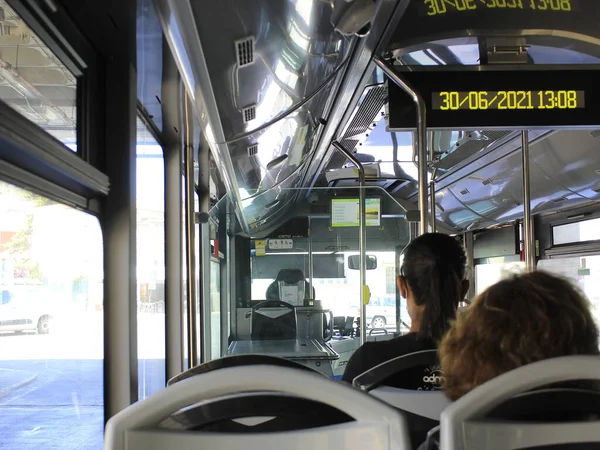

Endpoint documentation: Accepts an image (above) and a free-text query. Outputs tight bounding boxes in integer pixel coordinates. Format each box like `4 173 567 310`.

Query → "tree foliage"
0 181 53 282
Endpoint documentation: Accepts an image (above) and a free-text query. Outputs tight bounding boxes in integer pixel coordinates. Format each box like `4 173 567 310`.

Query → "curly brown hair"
439 271 600 401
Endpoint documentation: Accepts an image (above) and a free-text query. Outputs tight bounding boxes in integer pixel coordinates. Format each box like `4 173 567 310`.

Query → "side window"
385 267 395 294
0 180 104 449
136 118 166 399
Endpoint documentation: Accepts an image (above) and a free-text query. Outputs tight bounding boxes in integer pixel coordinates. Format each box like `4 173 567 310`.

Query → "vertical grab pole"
183 94 198 367
429 133 437 233
521 130 535 271
429 181 437 233
308 216 314 299
332 141 367 346
374 56 427 235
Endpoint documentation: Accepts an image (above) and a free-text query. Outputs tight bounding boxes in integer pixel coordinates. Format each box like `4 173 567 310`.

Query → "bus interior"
2 0 600 448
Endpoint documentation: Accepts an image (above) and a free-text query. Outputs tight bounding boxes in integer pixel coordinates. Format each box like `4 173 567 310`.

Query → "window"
210 258 221 360
553 218 600 246
385 266 395 294
0 1 77 150
0 180 103 449
539 256 600 336
475 260 526 294
136 118 165 399
136 0 163 131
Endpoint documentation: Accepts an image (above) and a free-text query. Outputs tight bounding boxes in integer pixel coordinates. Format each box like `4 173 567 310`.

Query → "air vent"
593 187 600 193
247 144 258 157
242 105 256 123
482 179 492 186
235 36 255 67
460 188 470 196
552 197 567 203
590 130 600 139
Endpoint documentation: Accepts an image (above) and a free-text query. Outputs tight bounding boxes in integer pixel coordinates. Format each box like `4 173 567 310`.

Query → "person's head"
397 233 469 341
440 271 600 401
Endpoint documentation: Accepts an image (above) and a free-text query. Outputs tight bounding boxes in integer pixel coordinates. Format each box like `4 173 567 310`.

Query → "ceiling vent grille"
460 188 470 196
341 85 387 140
247 144 258 157
590 130 600 139
235 36 255 67
242 105 256 123
482 178 492 186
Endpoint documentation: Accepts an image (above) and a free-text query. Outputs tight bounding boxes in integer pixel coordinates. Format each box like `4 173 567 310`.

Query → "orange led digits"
424 0 571 16
433 90 584 111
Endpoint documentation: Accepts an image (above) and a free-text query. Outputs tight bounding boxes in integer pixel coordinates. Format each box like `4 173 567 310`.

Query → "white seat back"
354 350 448 420
370 387 450 421
105 365 411 450
441 355 600 450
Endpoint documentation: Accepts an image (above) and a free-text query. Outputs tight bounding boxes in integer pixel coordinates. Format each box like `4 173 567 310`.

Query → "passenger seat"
105 362 413 449
353 350 450 448
428 355 600 450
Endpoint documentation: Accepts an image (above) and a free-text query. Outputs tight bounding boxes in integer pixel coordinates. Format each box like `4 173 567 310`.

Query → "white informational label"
280 285 301 305
268 239 294 250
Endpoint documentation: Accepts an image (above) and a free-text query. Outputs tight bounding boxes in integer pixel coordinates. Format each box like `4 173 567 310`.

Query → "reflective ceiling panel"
156 0 354 233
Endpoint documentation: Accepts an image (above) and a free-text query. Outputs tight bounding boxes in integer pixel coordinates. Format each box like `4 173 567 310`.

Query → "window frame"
0 0 109 210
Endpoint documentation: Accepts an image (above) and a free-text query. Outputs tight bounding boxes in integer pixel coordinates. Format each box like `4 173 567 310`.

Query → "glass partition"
207 185 411 361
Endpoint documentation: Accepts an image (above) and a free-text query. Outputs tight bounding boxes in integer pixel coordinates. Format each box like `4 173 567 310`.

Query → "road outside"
0 311 166 449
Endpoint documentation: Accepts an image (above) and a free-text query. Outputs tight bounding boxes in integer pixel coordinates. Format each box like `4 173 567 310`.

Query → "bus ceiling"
158 0 600 236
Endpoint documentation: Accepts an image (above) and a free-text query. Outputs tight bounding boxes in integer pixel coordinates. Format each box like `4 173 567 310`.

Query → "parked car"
340 295 411 332
0 286 53 334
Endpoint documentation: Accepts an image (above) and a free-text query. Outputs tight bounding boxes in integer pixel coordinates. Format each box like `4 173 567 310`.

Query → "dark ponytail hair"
400 233 467 341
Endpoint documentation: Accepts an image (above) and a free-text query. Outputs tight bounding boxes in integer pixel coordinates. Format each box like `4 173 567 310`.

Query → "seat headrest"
168 354 316 386
440 356 600 450
105 365 412 450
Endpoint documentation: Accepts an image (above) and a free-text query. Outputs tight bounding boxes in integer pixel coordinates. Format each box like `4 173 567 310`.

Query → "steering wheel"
252 299 295 310
245 300 296 319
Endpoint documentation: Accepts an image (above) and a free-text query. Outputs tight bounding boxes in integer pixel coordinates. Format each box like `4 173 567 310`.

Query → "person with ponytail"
341 233 469 388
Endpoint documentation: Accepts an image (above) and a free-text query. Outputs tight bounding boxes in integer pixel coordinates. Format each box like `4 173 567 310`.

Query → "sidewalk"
0 368 37 398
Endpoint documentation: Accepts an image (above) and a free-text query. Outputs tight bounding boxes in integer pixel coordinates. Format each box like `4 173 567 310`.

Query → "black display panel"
269 217 309 238
390 0 599 46
387 69 600 130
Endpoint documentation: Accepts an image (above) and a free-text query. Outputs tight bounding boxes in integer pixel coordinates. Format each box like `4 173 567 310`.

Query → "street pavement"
0 313 166 450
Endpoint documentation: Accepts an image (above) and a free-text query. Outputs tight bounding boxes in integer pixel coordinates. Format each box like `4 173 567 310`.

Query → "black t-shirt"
341 332 440 390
